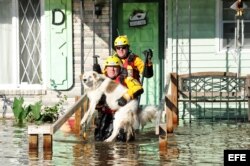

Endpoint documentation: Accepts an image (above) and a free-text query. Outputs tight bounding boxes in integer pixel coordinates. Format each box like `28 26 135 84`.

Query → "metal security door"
117 2 162 105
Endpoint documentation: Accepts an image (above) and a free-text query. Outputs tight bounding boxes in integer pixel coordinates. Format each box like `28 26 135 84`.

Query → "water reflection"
0 119 250 165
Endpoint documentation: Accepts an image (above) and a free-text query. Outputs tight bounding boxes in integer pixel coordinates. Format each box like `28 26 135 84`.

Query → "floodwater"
0 119 250 166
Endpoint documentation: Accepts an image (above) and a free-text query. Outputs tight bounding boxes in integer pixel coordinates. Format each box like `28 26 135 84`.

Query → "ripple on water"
0 119 250 165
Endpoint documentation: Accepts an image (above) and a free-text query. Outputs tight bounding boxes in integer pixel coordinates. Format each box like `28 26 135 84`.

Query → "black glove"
143 65 153 78
133 89 144 99
117 96 127 106
93 64 102 74
143 49 153 61
147 49 153 60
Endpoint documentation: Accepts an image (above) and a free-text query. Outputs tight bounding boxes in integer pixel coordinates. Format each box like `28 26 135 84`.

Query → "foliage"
12 95 67 125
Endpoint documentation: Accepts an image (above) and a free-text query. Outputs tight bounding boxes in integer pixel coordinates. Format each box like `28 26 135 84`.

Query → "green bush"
12 95 67 125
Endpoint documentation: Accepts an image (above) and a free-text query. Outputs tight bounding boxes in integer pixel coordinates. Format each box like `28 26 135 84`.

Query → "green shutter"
45 0 73 90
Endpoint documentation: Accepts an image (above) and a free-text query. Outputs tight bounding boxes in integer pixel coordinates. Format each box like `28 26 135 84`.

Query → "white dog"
80 71 158 142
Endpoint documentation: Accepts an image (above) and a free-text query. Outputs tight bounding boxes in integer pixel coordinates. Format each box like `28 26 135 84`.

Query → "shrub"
12 95 67 125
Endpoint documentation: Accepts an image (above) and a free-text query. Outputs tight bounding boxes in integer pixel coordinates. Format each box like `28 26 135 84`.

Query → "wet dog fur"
80 71 158 142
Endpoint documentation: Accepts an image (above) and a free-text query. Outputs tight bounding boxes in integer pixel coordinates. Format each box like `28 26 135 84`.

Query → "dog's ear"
92 71 99 80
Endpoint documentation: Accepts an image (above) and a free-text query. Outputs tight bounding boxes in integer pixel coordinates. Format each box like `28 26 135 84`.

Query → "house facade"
0 0 250 115
168 0 250 75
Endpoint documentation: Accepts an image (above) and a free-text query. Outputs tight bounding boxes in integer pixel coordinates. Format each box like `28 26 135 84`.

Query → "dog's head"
80 71 104 90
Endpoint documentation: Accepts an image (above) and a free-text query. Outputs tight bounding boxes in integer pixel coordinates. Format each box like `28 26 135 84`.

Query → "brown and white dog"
80 71 158 142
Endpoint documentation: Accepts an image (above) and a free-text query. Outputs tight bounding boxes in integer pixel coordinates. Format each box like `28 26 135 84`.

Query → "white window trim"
0 0 46 95
216 0 250 54
13 0 19 85
41 0 46 90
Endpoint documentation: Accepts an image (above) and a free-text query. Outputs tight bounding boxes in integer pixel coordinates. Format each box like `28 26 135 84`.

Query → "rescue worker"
112 35 153 106
94 55 143 141
93 35 153 141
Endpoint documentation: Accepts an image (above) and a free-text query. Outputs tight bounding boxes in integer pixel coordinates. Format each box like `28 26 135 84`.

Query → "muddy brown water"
0 119 249 165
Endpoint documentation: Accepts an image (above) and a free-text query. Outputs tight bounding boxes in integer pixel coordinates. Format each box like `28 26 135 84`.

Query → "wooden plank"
73 96 81 134
179 71 239 78
43 151 52 160
43 134 52 152
43 134 52 160
52 94 87 134
74 96 88 135
158 123 167 151
170 73 178 126
28 151 38 159
165 95 173 133
175 68 249 75
29 134 38 152
155 73 171 135
28 124 52 135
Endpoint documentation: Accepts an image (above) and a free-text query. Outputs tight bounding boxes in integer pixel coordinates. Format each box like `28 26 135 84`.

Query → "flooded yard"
0 119 250 165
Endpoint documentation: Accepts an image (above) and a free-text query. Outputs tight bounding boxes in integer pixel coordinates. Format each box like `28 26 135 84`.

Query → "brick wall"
54 0 111 99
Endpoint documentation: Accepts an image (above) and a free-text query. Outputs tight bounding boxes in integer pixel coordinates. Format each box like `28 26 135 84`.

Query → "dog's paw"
80 118 85 126
104 139 111 142
104 137 113 142
80 122 84 128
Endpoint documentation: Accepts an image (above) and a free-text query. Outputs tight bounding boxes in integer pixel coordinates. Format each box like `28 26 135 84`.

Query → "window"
0 0 43 87
222 0 250 49
19 0 42 84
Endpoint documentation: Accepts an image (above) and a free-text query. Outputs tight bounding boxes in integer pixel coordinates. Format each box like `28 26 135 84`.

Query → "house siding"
168 0 250 76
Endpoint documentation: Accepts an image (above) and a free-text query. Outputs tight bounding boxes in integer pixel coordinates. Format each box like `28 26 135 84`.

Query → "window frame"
0 0 46 94
217 0 250 52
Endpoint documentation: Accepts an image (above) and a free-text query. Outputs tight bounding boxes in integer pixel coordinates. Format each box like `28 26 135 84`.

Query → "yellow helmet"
114 35 129 46
104 56 122 68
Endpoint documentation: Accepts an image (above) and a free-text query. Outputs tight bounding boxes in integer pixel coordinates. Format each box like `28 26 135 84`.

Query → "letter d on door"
52 9 65 25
